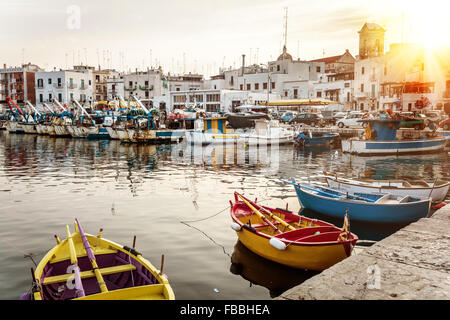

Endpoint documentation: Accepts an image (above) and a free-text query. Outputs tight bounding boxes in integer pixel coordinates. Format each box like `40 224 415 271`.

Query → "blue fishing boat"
342 119 446 155
282 179 431 223
294 132 339 146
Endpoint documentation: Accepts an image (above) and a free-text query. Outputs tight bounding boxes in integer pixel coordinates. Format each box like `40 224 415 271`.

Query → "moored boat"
284 179 431 223
323 171 450 203
342 119 446 155
294 132 339 146
230 192 358 271
20 219 174 300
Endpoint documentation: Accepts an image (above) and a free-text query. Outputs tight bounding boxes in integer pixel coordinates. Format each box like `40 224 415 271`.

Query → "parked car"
336 112 366 128
424 111 443 124
439 118 450 130
281 111 297 123
289 113 325 127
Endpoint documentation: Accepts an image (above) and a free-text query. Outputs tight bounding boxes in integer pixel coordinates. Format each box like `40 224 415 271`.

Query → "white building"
106 75 125 101
153 89 280 113
122 68 166 107
35 67 94 107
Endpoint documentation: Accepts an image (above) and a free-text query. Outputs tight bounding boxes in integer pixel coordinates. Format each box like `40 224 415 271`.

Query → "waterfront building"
153 89 280 113
310 50 355 108
122 68 168 108
93 67 119 101
106 75 125 101
34 66 94 107
0 63 43 105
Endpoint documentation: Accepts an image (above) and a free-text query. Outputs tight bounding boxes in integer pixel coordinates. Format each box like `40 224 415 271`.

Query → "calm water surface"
0 131 448 300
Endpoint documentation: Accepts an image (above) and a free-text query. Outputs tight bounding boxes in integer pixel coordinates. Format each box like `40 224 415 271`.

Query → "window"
240 84 243 90
176 88 180 91
263 82 267 89
246 84 250 90
293 89 298 98
347 92 350 102
362 67 365 75
316 91 322 98
271 82 275 89
88 80 91 85
57 78 62 86
254 83 259 90
37 79 43 88
48 78 52 84
284 91 288 97
81 80 85 88
360 84 364 92
96 75 100 81
39 94 43 102
277 65 280 72
344 82 350 88
145 81 149 86
129 81 133 87
316 66 321 73
145 91 149 97
70 93 73 101
58 93 62 101
48 93 52 101
371 84 376 97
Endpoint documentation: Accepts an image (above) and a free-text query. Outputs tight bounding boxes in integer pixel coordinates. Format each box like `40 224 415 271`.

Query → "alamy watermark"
66 5 81 30
366 264 381 290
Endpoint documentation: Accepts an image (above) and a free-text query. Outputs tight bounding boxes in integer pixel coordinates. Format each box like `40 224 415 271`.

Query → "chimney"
241 54 246 76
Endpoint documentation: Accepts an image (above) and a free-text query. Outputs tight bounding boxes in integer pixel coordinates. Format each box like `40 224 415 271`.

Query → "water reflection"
0 131 448 300
230 241 318 298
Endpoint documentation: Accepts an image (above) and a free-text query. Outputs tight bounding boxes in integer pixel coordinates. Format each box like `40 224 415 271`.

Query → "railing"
68 83 78 89
53 83 64 89
124 86 137 91
79 85 87 90
139 85 154 91
36 84 44 89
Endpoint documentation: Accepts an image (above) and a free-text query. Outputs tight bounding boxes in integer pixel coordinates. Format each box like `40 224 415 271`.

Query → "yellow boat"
20 219 174 300
230 192 358 271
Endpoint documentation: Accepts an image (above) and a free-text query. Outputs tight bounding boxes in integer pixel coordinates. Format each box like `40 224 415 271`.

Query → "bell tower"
358 23 385 59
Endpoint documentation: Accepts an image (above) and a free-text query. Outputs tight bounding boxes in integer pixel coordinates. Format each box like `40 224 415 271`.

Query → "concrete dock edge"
276 205 450 300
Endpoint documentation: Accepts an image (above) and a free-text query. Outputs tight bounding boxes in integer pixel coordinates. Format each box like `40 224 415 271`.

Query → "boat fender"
269 237 287 251
123 246 140 256
230 222 242 232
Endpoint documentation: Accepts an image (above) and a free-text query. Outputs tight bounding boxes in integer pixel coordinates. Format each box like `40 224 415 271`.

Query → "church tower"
358 23 385 59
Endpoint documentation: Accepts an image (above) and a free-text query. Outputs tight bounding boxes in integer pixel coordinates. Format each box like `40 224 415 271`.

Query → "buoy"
269 237 287 250
230 222 242 231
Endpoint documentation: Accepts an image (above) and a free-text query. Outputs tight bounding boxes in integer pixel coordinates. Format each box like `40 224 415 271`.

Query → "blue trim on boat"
365 139 445 150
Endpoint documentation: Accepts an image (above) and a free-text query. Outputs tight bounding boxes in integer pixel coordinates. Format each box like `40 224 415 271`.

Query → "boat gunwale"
323 171 450 190
230 200 358 247
294 184 432 207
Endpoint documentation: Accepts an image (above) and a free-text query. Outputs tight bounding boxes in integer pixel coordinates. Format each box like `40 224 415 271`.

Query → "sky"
0 0 448 77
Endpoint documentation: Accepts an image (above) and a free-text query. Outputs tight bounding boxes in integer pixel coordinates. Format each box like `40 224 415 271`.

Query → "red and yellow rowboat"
230 192 358 271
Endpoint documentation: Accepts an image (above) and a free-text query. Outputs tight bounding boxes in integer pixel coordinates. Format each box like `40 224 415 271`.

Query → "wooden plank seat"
74 284 166 300
43 264 136 285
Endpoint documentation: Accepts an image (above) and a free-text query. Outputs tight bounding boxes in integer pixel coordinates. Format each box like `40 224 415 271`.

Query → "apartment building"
0 63 43 105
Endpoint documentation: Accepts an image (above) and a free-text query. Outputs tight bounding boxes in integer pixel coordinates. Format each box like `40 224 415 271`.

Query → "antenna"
283 7 288 48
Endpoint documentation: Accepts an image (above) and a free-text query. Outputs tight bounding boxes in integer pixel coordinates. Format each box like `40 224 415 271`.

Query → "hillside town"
1 22 449 114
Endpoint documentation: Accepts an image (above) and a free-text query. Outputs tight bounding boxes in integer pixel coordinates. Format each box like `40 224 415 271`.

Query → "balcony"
53 83 64 89
139 85 154 91
79 85 87 90
68 83 78 89
125 86 137 91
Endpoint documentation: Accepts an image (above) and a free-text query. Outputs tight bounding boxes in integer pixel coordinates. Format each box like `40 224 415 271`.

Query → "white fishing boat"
342 119 446 155
323 171 450 203
185 118 294 145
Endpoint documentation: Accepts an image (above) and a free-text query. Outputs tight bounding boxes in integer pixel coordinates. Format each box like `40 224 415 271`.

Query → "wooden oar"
75 219 108 293
240 193 296 231
236 193 282 234
65 225 85 298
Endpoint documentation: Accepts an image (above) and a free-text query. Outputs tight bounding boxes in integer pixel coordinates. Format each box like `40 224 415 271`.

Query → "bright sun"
395 1 450 49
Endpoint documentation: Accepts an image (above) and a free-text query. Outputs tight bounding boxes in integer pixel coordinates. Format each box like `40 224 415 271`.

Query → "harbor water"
0 131 449 300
